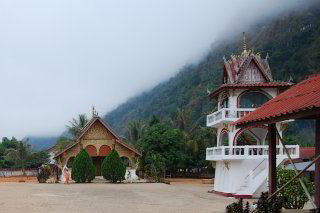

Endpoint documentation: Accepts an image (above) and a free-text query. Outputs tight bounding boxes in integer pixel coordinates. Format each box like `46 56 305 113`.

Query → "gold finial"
242 32 247 53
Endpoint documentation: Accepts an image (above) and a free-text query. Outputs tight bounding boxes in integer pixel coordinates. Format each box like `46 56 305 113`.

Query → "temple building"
53 112 141 177
206 35 300 198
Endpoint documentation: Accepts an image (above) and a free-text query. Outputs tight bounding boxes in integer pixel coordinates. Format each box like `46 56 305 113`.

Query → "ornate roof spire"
242 32 247 53
92 105 98 117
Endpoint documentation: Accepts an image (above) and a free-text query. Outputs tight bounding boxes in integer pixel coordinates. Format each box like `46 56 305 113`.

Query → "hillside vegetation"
105 2 320 142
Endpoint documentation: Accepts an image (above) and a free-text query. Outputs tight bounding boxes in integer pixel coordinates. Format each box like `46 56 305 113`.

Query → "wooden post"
268 123 277 196
315 119 320 208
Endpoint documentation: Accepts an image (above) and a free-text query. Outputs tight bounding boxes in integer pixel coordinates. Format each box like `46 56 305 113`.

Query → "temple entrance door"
92 157 104 176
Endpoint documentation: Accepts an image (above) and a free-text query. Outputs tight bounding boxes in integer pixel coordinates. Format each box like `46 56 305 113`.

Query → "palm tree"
172 108 192 132
67 114 89 138
5 141 32 175
127 120 146 145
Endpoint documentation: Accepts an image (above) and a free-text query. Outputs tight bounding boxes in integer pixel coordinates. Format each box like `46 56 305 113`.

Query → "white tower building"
206 44 299 198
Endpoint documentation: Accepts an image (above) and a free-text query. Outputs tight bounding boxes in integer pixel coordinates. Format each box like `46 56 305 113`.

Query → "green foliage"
145 154 166 182
0 138 50 169
2 137 19 149
101 149 126 183
184 126 215 169
127 120 146 145
67 114 89 138
56 137 71 151
226 198 251 213
5 141 32 171
276 168 314 209
28 151 50 168
71 149 96 183
138 118 186 172
256 192 282 213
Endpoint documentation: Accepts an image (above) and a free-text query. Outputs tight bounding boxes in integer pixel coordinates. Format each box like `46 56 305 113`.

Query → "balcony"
206 145 300 161
206 108 255 127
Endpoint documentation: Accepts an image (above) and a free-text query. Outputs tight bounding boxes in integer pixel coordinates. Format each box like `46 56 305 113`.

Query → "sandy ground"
0 176 37 183
0 178 236 213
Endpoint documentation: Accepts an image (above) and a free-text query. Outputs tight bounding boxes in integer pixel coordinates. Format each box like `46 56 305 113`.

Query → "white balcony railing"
206 108 255 127
206 145 300 161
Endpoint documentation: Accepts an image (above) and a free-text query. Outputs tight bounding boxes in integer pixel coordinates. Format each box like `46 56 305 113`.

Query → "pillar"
315 119 320 208
268 123 277 196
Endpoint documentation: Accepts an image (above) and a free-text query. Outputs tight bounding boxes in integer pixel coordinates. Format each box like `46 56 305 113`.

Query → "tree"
171 108 192 132
5 141 32 174
138 117 185 173
67 114 89 138
144 154 166 182
127 120 146 145
276 168 314 209
101 149 126 183
56 136 71 151
2 137 19 149
28 151 50 168
71 149 96 183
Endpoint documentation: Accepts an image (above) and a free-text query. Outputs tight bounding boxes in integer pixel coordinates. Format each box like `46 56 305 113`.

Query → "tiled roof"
209 82 292 98
234 74 320 127
300 147 315 159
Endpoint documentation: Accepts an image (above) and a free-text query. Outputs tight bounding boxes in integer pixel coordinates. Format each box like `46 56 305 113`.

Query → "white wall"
0 169 37 177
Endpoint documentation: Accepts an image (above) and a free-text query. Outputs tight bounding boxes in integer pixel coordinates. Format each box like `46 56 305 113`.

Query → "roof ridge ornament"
92 105 98 117
242 32 247 53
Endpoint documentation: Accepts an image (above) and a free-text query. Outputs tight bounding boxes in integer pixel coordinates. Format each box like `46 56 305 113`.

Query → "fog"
0 0 306 139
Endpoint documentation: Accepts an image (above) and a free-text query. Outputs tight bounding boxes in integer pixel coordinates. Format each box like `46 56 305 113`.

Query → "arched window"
85 145 97 157
67 157 75 168
99 145 111 156
235 132 257 146
239 91 270 108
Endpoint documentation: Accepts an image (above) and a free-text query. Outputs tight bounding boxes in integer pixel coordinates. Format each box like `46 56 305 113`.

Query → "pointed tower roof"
211 33 292 98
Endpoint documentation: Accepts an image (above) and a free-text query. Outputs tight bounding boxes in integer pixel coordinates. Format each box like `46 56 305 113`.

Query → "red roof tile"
299 147 315 159
209 82 292 98
234 74 320 127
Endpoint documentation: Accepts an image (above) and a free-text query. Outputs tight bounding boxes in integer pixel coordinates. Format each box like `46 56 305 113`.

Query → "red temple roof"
208 82 292 98
234 74 320 127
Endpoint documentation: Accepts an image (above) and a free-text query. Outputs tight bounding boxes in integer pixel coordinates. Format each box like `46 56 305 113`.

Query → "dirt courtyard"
0 180 236 213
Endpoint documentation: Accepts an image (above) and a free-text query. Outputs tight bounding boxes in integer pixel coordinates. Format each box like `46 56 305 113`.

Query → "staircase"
234 158 284 198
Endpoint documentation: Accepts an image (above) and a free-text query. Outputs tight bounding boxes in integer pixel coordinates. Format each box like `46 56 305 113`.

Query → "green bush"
276 168 314 209
145 154 166 182
101 149 126 183
71 149 96 183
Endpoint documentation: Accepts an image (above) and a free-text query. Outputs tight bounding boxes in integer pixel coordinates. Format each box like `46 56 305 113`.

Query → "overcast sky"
0 0 305 139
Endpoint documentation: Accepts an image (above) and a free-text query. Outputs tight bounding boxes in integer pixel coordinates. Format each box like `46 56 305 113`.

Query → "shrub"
276 168 314 209
101 149 126 183
37 165 51 183
256 192 282 213
145 154 166 182
225 198 251 213
71 149 96 183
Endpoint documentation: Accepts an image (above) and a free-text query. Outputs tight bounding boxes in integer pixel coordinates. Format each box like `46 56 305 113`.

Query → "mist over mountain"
26 1 320 150
104 1 320 138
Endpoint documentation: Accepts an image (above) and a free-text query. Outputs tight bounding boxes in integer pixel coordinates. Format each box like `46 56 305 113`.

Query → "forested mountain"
25 136 57 151
105 1 320 141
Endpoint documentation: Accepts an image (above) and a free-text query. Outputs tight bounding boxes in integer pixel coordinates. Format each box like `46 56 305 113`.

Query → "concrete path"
0 181 236 213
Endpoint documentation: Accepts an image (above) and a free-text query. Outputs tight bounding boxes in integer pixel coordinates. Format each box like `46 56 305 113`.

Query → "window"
239 91 270 108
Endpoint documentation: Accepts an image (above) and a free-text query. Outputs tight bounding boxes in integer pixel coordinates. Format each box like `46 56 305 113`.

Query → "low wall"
0 168 37 177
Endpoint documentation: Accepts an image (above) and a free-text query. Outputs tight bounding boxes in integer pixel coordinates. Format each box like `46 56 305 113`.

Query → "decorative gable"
81 120 114 140
239 61 266 83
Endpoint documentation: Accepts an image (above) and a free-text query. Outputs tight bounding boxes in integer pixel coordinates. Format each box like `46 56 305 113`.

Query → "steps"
234 158 284 198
